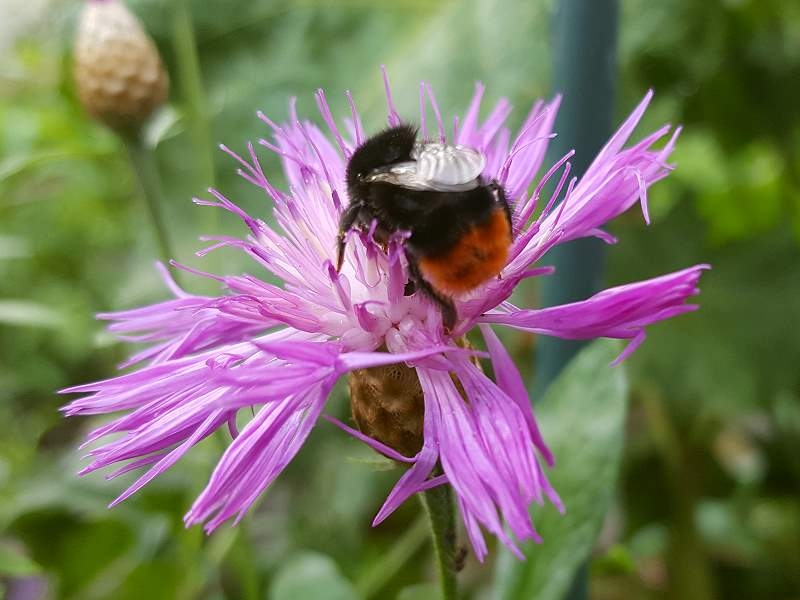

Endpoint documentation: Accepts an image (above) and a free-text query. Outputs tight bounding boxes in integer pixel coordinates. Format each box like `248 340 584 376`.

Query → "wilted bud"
74 0 169 133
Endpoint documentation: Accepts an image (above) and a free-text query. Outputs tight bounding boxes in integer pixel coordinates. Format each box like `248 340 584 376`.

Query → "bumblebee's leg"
404 248 457 332
488 180 513 232
336 202 362 271
489 180 513 281
455 546 468 572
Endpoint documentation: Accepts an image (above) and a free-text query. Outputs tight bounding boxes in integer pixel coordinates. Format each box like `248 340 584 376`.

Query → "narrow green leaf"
493 339 628 600
269 552 358 600
0 300 66 329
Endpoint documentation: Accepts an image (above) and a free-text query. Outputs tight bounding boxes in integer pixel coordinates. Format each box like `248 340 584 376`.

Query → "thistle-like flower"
61 71 708 561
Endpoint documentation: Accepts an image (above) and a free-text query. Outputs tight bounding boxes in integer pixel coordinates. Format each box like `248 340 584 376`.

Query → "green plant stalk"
356 515 429 598
419 483 458 600
176 526 206 600
123 133 174 263
172 0 217 232
210 430 261 600
640 388 715 600
227 525 261 600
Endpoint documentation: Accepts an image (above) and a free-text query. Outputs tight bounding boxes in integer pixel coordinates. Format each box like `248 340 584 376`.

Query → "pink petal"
481 265 710 362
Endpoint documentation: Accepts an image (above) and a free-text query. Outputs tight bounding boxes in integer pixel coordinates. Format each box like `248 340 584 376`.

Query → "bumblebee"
337 124 512 331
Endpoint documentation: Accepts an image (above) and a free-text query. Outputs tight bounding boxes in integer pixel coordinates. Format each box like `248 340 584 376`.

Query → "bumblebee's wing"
412 143 486 186
365 143 486 192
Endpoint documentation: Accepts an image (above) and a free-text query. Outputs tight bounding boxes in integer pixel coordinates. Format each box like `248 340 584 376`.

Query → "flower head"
62 69 707 561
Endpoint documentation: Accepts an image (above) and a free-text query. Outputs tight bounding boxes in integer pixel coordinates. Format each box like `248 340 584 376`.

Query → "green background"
1 0 798 598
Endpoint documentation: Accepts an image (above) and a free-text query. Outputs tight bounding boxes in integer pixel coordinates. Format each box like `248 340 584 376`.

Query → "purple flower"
61 70 708 561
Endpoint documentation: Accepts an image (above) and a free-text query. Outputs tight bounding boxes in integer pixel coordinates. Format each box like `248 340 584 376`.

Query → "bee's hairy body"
337 124 512 331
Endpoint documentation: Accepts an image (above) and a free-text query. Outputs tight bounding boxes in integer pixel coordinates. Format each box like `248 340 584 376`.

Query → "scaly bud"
74 0 169 133
349 363 425 458
348 338 479 458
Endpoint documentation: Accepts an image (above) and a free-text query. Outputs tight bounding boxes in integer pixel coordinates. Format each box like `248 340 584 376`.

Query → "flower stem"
122 133 174 264
419 482 459 600
172 0 217 232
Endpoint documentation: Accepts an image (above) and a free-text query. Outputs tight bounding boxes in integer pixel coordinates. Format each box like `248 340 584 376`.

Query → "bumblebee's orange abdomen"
418 208 511 295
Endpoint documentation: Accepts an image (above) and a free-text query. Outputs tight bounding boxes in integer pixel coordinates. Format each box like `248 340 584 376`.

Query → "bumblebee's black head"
346 123 417 190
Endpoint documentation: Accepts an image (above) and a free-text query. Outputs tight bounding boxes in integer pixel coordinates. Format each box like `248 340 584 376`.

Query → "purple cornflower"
62 70 708 561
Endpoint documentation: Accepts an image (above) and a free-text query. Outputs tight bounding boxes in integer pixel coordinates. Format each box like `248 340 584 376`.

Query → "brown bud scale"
349 363 425 458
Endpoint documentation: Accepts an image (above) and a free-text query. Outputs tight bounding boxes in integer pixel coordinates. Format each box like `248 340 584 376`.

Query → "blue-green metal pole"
534 1 619 598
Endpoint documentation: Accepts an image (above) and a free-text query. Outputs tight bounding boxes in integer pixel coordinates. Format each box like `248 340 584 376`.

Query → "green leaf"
0 300 66 329
592 543 636 575
493 339 628 600
269 552 359 600
0 542 42 577
0 235 31 260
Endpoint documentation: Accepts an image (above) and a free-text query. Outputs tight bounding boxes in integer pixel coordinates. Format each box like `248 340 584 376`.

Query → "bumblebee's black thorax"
345 124 416 194
345 124 500 256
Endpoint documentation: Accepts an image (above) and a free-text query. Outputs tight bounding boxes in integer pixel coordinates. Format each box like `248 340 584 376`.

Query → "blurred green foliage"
495 340 628 600
1 0 798 598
